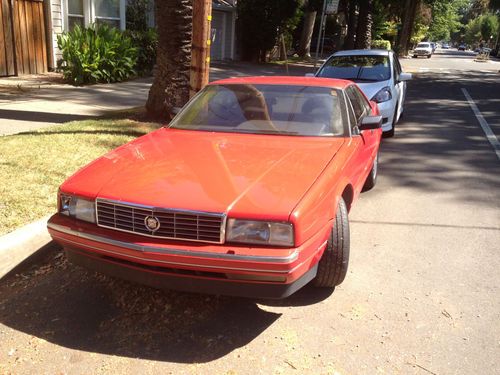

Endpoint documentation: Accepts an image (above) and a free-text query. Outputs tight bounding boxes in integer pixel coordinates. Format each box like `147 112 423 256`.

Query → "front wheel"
427 54 431 58
313 197 350 288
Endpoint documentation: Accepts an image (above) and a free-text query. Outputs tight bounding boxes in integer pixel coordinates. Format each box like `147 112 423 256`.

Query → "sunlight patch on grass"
0 119 160 235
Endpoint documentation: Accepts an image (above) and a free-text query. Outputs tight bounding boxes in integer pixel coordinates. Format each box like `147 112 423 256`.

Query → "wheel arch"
340 184 354 212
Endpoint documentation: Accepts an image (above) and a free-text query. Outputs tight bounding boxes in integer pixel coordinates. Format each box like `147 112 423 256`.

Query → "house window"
68 0 84 30
64 0 125 31
94 0 120 28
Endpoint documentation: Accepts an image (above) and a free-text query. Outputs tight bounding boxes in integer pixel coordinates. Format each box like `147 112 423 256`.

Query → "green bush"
125 28 158 75
57 24 138 85
371 40 392 50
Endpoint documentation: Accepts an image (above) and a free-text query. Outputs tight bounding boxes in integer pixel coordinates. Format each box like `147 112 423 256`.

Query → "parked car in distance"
413 42 433 58
458 44 466 51
442 43 450 49
47 76 383 299
314 49 412 137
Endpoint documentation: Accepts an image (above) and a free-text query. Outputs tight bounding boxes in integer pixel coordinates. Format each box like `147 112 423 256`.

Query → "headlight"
59 193 96 223
371 87 392 103
226 219 294 247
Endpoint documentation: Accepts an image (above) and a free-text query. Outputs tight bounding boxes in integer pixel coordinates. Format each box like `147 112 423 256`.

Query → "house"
0 0 237 78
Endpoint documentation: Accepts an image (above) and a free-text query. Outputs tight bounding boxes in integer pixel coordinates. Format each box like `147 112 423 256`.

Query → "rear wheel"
313 197 350 288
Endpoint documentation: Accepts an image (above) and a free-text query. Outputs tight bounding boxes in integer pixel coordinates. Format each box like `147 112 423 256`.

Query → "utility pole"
190 0 212 98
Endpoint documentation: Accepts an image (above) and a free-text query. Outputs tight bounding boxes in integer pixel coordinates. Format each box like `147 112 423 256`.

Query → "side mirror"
359 115 382 131
305 73 315 77
399 72 412 81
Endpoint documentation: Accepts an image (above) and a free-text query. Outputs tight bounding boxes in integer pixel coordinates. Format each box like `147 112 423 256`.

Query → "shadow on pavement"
0 245 330 363
379 70 500 207
0 109 96 123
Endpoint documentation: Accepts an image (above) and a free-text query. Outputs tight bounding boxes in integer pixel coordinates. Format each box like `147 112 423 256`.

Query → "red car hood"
62 128 344 220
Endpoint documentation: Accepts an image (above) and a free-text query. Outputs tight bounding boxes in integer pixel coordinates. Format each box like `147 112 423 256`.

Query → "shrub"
125 28 158 75
371 40 392 50
57 24 138 85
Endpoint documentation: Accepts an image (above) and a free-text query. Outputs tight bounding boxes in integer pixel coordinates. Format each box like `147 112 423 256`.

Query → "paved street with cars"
0 49 499 374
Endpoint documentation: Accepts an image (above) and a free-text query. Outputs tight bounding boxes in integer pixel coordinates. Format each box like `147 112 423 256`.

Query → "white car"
413 42 433 58
314 49 412 137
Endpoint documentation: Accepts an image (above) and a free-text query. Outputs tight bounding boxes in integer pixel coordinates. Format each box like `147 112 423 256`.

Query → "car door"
345 85 380 194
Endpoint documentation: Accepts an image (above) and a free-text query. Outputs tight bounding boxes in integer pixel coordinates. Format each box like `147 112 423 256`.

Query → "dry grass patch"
0 118 160 235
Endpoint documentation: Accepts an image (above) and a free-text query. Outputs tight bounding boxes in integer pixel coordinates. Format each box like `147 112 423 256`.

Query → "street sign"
325 0 339 14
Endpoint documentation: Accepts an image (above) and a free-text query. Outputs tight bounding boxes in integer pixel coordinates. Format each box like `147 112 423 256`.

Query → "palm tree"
146 0 193 119
355 0 373 49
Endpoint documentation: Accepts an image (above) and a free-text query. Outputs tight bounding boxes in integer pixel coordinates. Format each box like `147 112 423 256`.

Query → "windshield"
169 84 345 137
417 43 430 48
316 55 391 82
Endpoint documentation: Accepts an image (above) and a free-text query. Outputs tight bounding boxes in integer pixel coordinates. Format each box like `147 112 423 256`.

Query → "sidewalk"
0 62 312 136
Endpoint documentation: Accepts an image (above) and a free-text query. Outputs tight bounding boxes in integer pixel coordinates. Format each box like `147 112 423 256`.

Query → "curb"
0 216 53 279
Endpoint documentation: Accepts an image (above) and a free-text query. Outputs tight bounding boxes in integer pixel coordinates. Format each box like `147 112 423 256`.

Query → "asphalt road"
0 49 499 374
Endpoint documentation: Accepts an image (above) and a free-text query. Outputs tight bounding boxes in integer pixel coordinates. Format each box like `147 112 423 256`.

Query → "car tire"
427 54 431 58
362 152 378 191
413 55 417 58
313 197 350 288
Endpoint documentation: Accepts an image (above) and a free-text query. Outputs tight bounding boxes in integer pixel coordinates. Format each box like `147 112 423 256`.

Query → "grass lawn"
0 118 160 235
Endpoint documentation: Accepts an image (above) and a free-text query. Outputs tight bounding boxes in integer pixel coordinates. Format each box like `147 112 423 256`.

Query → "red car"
47 76 382 299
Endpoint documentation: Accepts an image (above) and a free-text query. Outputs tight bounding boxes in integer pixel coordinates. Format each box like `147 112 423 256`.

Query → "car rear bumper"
47 214 329 298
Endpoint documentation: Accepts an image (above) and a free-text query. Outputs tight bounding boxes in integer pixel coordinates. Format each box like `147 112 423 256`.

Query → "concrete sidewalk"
0 62 312 136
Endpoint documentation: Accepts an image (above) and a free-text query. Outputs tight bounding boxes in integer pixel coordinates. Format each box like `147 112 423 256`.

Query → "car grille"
95 198 225 243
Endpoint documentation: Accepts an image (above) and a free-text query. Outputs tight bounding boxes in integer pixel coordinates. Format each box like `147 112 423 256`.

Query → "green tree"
427 0 467 41
238 0 301 62
480 13 498 40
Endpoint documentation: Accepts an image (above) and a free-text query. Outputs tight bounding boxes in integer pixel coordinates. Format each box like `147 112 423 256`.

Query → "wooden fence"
0 0 48 76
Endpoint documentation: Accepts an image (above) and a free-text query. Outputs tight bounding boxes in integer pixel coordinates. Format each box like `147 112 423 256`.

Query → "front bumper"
47 214 329 298
376 100 396 132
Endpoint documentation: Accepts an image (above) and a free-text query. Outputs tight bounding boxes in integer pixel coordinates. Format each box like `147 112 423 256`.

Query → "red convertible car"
47 76 382 298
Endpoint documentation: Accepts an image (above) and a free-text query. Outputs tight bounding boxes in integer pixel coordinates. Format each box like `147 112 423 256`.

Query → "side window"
346 86 364 124
345 95 357 130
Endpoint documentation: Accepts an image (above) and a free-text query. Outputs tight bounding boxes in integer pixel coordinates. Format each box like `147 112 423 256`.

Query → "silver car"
315 49 412 137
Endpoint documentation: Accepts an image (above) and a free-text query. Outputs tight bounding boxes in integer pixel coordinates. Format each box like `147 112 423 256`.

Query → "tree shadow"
377 71 500 207
0 109 96 123
0 245 330 363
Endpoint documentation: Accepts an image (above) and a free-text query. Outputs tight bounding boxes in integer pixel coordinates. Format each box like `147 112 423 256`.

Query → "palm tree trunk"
355 0 373 49
344 0 357 49
146 0 193 119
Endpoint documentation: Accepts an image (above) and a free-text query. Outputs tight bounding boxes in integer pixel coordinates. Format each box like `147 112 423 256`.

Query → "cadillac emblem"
144 216 160 231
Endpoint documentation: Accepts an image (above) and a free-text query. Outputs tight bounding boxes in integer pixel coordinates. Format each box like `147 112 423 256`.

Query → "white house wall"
50 0 64 67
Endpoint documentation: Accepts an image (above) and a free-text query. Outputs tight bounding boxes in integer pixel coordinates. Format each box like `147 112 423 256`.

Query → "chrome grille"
96 198 225 243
